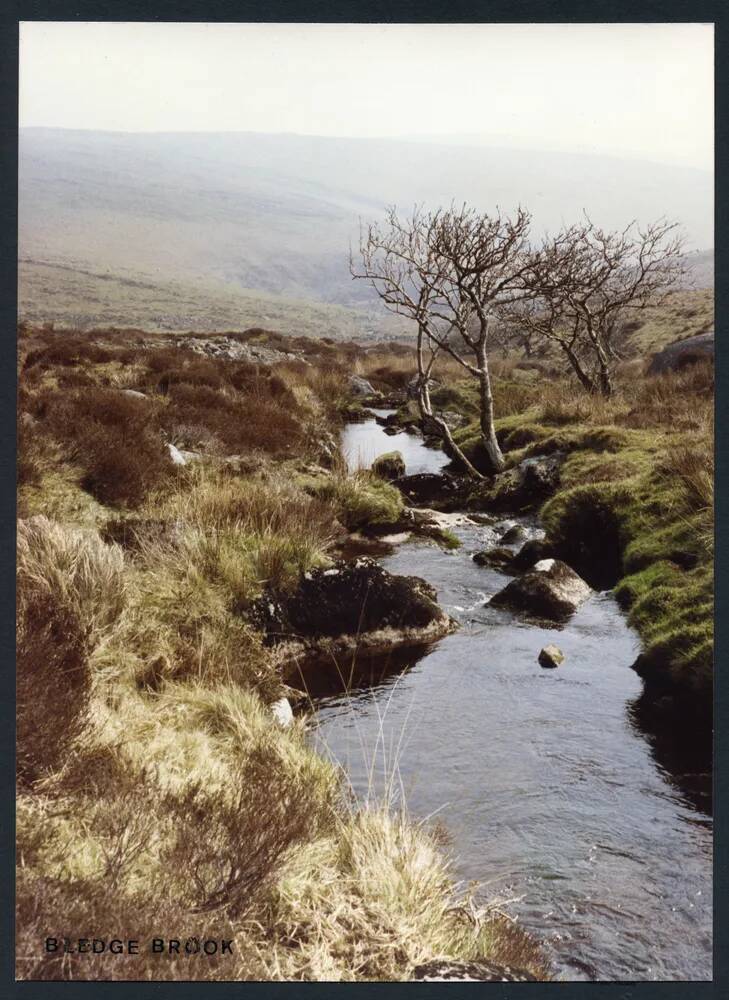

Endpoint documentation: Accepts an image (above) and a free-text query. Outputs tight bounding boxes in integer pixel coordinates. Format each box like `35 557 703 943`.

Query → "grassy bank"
16 325 549 982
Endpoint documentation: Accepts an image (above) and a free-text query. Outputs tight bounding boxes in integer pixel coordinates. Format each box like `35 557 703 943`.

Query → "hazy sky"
20 21 713 170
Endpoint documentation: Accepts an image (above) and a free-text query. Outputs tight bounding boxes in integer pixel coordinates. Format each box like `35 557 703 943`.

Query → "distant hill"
17 258 409 341
19 128 713 336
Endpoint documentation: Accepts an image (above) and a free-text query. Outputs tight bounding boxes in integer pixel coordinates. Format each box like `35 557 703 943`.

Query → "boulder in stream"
499 523 528 545
252 558 456 668
473 546 515 571
538 644 565 668
512 537 556 571
372 450 406 480
489 558 591 620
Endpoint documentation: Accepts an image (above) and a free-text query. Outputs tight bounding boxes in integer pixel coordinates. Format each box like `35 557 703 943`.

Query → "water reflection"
341 412 450 475
627 689 712 815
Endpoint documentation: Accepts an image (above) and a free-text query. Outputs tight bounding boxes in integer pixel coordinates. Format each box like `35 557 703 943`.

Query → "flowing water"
311 413 713 981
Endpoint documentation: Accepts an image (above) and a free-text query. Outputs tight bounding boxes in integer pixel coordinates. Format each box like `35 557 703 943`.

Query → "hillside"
19 128 713 337
17 258 407 341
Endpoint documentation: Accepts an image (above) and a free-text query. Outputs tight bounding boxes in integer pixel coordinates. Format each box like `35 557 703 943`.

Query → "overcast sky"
19 21 713 170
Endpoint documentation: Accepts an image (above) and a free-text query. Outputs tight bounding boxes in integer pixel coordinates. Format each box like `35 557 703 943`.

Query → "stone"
648 331 714 375
489 558 592 620
469 512 496 526
120 389 147 400
166 443 187 466
499 523 528 545
271 697 294 727
476 453 564 512
512 537 555 571
411 960 538 983
394 472 469 511
372 451 406 480
473 546 515 570
538 644 565 668
349 374 377 397
406 375 439 400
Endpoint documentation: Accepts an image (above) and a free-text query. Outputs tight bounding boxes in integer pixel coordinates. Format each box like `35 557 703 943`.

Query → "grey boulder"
489 558 591 620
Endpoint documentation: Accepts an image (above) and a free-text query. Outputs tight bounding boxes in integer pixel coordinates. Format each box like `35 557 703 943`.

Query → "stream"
310 412 713 981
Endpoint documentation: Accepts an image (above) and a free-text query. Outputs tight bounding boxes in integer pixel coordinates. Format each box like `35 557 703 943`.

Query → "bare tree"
518 217 685 395
352 204 532 475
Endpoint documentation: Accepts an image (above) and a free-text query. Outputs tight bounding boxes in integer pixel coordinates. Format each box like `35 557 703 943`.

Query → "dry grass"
17 517 126 784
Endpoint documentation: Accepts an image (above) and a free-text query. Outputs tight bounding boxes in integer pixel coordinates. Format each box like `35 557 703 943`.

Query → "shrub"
161 748 321 915
17 517 125 783
37 388 173 508
162 381 305 457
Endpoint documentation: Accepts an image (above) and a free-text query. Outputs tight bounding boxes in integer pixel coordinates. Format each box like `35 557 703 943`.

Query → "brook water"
310 413 713 981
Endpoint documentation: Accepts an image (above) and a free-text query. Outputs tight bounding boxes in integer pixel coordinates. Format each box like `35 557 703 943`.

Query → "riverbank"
16 326 551 981
355 352 713 745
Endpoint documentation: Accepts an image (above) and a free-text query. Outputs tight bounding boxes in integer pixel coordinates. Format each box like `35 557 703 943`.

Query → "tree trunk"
476 341 505 474
415 328 483 479
561 343 596 394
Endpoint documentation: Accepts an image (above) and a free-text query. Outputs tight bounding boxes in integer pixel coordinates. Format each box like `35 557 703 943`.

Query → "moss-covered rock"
372 450 406 481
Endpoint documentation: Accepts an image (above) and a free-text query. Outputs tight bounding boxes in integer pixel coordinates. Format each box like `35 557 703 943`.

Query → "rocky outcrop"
252 558 456 668
648 331 714 375
489 558 591 620
411 960 539 982
372 451 406 481
538 644 565 668
176 335 300 366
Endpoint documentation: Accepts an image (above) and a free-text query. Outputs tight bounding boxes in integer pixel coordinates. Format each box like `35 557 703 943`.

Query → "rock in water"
252 558 453 651
512 537 555 571
499 523 528 545
271 697 294 727
411 960 539 982
473 546 515 570
538 644 565 668
372 451 406 481
489 558 591 620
